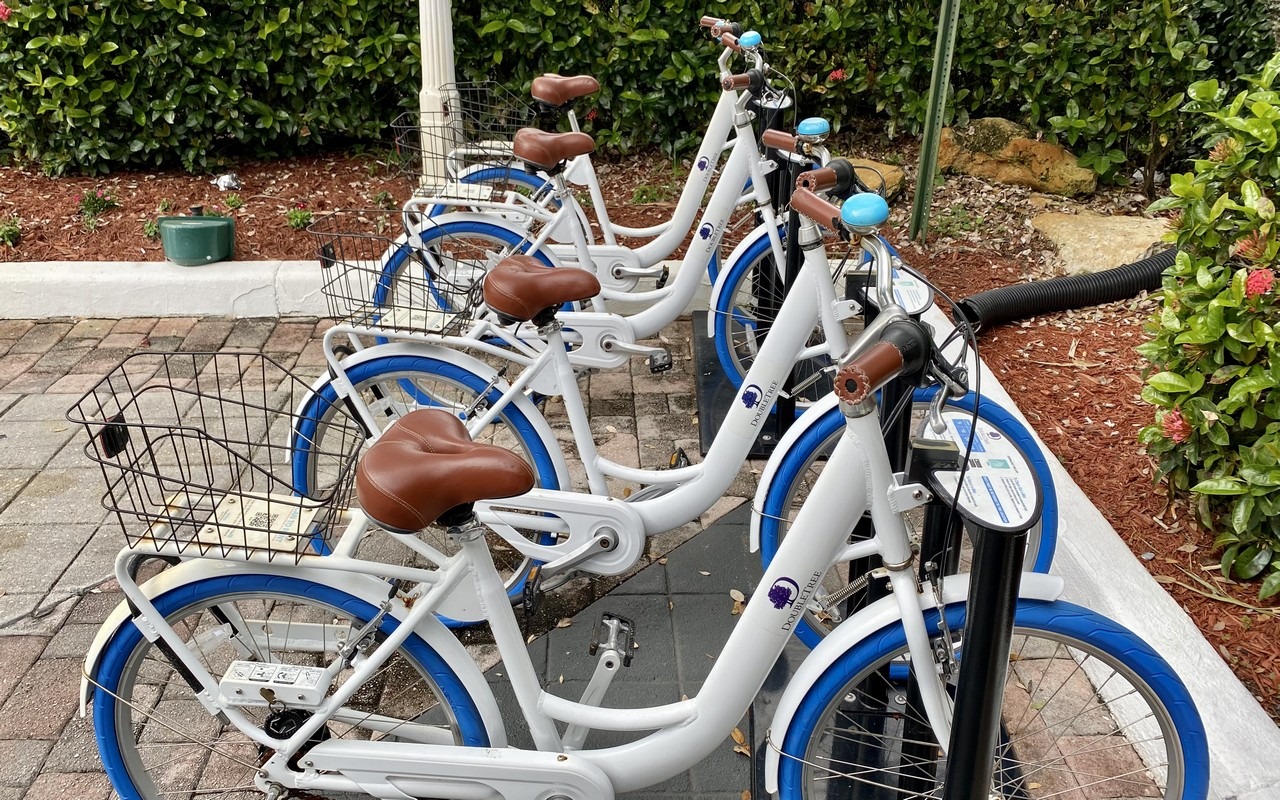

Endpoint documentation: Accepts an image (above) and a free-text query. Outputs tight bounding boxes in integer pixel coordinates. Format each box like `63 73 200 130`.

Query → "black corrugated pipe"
954 247 1178 331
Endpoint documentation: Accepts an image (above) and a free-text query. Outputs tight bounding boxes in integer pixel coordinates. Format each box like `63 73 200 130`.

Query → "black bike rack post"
941 521 1028 799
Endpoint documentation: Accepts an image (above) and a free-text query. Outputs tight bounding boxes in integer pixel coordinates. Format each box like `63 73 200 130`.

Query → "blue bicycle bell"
841 193 890 229
739 30 762 48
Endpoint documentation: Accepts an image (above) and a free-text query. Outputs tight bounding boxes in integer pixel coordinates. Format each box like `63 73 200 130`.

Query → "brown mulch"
1 144 1277 719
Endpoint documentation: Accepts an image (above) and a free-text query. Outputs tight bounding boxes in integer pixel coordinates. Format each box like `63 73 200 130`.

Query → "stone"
938 118 1097 197
849 158 906 201
1031 211 1171 275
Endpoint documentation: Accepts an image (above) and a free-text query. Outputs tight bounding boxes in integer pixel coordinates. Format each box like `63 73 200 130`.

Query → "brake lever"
926 362 968 434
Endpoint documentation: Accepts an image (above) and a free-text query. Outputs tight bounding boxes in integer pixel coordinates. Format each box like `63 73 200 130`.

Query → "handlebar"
796 159 856 193
761 129 796 152
721 70 765 92
701 16 743 37
719 31 741 52
836 320 934 406
789 187 843 230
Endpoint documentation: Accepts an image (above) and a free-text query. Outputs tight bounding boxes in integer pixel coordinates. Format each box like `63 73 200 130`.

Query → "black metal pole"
941 523 1027 800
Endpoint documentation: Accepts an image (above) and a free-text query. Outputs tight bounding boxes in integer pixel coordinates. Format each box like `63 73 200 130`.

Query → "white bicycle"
71 191 1207 800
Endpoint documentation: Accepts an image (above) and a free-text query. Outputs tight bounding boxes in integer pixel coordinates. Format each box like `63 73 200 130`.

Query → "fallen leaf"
658 557 668 565
556 618 573 628
558 674 564 683
699 570 711 576
729 589 745 602
741 792 751 800
733 744 751 757
1176 543 1198 553
731 727 747 745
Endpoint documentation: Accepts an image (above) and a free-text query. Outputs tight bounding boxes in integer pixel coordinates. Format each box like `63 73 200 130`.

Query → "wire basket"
392 81 539 179
67 352 365 563
306 209 491 335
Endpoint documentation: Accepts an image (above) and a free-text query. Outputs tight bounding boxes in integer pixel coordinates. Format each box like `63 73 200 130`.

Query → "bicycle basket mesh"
391 81 538 180
66 352 365 563
306 209 488 335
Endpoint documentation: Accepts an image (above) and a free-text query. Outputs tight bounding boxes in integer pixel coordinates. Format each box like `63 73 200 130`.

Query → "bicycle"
398 20 775 286
71 191 1207 800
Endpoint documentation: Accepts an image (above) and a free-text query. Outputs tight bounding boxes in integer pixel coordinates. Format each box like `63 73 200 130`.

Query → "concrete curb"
0 260 326 319
926 304 1280 799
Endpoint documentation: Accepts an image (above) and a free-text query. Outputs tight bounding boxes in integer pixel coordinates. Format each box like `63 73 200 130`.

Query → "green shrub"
286 206 312 230
0 214 20 246
0 0 419 174
1138 54 1280 600
1 0 1270 178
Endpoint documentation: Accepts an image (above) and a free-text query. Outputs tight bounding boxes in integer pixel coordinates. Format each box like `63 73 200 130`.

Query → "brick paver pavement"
0 314 755 799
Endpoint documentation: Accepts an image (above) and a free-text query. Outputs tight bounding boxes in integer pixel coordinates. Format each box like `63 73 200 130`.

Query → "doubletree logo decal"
698 223 714 240
696 156 710 172
741 384 763 410
768 578 799 609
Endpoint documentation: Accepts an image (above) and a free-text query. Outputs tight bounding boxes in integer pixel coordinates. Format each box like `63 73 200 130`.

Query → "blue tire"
777 599 1208 799
290 352 561 618
93 574 490 800
758 389 1059 648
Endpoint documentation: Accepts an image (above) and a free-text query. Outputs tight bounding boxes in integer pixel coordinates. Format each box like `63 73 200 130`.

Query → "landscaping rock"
848 159 905 201
1032 211 1170 275
938 118 1097 197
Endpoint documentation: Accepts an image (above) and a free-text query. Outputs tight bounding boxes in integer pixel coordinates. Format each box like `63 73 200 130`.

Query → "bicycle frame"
416 41 753 271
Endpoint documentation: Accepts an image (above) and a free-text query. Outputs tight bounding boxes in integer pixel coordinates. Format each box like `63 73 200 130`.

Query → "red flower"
828 68 847 82
1245 268 1274 299
1161 408 1191 444
585 108 598 122
0 3 12 22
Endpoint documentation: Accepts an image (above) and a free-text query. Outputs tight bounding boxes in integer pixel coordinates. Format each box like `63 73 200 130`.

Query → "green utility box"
158 216 235 266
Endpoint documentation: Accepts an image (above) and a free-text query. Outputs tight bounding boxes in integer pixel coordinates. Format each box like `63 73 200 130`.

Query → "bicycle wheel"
93 574 490 800
374 216 556 323
291 351 561 610
758 389 1059 648
712 229 912 401
777 599 1208 799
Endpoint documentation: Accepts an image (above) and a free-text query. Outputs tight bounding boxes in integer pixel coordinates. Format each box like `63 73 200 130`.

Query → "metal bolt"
304 760 314 768
912 489 924 500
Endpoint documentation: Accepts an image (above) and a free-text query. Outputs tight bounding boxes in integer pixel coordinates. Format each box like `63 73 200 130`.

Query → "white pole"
418 0 458 187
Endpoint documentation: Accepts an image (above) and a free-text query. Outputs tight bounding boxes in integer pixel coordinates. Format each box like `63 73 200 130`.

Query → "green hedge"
0 0 420 173
1 0 1274 175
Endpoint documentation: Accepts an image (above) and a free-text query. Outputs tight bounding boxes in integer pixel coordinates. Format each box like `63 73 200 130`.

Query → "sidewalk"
0 313 762 799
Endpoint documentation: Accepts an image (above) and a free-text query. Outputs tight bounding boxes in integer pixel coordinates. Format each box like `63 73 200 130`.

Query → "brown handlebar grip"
720 32 740 51
790 187 842 227
722 73 753 90
835 341 906 405
700 16 722 28
761 129 797 152
796 166 837 192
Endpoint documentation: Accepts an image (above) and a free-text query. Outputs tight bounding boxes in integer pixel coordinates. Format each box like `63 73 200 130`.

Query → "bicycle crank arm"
284 739 615 800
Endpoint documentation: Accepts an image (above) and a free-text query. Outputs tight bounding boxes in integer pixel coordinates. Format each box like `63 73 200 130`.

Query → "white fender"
762 572 1065 795
79 559 508 747
749 394 840 552
707 222 782 326
299 341 571 492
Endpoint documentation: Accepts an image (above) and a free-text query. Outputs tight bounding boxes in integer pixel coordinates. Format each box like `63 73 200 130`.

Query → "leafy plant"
142 218 159 240
0 214 20 247
1138 54 1280 600
286 207 313 230
372 190 395 209
158 199 176 213
224 194 244 210
77 187 119 218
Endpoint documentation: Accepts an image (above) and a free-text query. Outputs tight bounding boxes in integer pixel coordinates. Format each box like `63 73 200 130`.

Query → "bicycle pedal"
655 265 670 289
522 568 544 616
668 447 691 470
648 350 673 373
588 612 636 667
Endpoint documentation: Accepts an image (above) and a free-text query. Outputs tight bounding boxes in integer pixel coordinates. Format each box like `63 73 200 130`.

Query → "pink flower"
1162 408 1191 444
585 108 598 122
0 3 12 22
1245 268 1275 299
828 68 847 82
